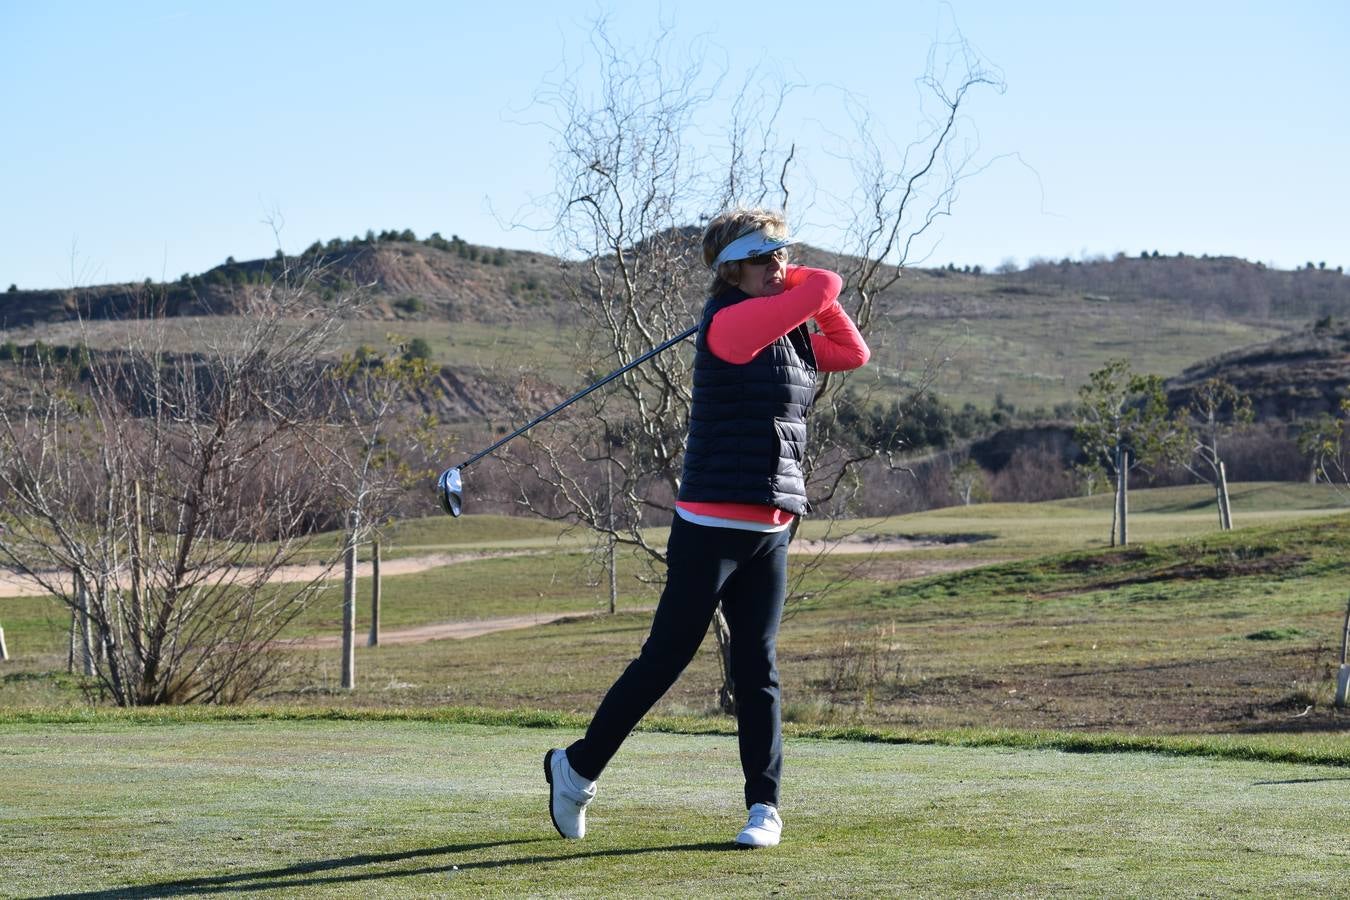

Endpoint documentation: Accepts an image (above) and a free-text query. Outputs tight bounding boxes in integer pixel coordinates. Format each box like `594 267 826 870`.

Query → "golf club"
436 324 698 516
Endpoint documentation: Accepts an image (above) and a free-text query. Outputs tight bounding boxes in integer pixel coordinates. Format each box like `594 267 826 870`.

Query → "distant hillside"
0 236 574 331
5 235 1350 418
5 237 1349 332
1004 253 1348 321
1165 319 1350 421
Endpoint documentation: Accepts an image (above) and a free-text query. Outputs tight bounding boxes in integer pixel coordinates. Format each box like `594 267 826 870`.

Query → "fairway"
2 718 1347 898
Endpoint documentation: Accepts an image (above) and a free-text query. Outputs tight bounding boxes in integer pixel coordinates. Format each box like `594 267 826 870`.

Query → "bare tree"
791 40 1003 543
506 20 1002 712
0 277 349 705
319 340 442 688
1299 398 1350 490
949 458 988 506
509 21 722 569
1178 377 1253 530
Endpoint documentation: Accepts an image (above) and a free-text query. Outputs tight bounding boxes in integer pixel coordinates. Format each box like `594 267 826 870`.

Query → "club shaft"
455 325 697 471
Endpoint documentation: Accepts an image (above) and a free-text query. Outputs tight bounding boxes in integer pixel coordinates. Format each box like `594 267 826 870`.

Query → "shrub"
989 446 1075 502
403 337 432 362
816 623 907 702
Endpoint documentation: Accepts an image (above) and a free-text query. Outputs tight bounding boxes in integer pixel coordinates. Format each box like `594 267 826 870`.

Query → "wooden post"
341 516 357 690
367 539 381 648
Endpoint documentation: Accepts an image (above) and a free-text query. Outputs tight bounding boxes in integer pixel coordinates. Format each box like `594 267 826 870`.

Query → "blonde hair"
701 208 789 294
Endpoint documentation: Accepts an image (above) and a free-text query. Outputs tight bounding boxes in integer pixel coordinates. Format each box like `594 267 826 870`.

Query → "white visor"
711 230 794 267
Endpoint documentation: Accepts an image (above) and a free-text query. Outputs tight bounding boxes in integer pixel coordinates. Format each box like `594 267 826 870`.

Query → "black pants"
566 514 790 808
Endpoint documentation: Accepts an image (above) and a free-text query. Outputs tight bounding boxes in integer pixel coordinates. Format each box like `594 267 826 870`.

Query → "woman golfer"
546 208 870 848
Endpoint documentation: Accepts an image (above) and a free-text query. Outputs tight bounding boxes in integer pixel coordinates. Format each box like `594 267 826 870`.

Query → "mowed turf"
1 718 1347 898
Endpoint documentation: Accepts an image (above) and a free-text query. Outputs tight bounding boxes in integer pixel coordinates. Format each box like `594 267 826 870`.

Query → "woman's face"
734 249 788 297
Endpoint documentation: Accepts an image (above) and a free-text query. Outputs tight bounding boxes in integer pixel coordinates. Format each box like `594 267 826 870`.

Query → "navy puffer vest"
677 287 818 515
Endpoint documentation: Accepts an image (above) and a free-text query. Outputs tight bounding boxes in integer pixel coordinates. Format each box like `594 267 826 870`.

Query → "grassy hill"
4 484 1346 732
1165 318 1350 420
4 236 1348 417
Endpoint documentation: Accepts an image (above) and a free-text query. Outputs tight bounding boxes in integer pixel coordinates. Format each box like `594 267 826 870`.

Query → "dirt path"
0 550 538 599
283 608 647 649
286 543 995 649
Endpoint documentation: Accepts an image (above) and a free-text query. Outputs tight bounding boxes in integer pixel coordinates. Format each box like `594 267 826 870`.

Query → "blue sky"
2 0 1346 290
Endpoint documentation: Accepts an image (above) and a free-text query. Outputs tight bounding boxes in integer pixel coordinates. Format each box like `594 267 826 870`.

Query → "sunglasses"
740 249 787 266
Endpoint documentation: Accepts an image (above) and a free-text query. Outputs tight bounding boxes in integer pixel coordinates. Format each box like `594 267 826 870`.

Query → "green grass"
281 551 661 635
870 285 1289 411
788 482 1347 563
5 705 1348 767
375 513 585 556
2 482 1346 893
4 485 1348 731
1 717 1346 897
339 318 583 385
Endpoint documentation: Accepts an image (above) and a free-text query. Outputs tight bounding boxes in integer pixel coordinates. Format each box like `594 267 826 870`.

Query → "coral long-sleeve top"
676 266 870 528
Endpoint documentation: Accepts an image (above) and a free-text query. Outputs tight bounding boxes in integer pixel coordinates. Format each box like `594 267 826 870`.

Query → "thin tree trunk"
1109 448 1121 547
0 625 8 661
1116 449 1130 547
1336 594 1350 708
1340 593 1349 667
713 603 735 715
606 450 617 615
104 632 125 705
367 540 381 647
130 481 146 653
77 571 95 676
1217 461 1233 530
341 522 357 690
607 539 617 615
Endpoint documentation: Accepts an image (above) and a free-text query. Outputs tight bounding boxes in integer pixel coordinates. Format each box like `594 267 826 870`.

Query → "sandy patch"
0 550 537 599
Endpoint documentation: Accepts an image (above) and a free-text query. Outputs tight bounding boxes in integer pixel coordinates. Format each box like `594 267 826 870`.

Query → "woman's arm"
706 266 843 364
810 300 870 372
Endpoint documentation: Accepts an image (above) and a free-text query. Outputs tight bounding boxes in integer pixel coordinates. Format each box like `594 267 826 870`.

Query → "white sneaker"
544 749 596 840
734 802 782 848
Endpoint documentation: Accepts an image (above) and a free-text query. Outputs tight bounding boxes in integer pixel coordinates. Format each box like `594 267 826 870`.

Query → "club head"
437 467 464 517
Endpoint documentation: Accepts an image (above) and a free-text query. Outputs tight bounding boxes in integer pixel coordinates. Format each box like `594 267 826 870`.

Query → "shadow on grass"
39 837 737 898
1235 711 1350 735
